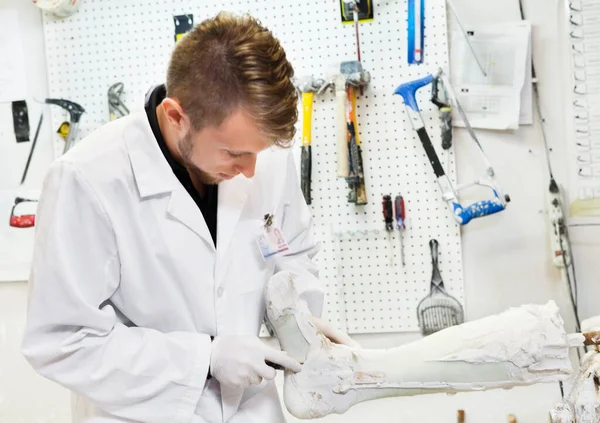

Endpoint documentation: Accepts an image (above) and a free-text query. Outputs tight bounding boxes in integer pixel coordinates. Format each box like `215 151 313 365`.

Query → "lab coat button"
216 287 224 298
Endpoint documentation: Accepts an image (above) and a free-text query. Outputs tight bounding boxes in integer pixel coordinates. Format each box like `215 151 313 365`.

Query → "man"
21 12 356 423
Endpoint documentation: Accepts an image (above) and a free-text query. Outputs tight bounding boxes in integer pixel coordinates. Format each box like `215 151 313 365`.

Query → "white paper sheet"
449 21 532 130
0 8 28 102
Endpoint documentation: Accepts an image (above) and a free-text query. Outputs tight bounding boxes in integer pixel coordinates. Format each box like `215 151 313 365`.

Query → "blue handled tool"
393 68 509 225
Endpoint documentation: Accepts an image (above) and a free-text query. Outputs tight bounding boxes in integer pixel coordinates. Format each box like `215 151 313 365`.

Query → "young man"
21 12 356 423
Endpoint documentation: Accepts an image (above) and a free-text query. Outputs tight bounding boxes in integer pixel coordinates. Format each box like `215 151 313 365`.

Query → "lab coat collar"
124 112 180 198
124 113 216 247
124 112 253 254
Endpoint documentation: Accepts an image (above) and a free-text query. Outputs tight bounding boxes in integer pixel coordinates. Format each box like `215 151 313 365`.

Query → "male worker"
21 12 357 423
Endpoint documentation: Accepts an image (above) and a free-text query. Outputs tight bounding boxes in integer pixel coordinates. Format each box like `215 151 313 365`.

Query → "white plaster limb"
550 341 600 422
265 271 584 420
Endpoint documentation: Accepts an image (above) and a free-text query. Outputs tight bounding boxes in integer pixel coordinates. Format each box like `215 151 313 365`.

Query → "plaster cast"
265 271 584 419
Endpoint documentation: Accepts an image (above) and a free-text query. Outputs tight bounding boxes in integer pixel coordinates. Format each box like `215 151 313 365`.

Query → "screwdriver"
382 195 394 264
394 194 406 266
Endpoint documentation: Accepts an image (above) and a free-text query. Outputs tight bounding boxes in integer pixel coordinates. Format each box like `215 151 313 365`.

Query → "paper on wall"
0 8 28 103
449 21 532 130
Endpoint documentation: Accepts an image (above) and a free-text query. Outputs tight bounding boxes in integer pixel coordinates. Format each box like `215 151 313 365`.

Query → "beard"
178 131 222 185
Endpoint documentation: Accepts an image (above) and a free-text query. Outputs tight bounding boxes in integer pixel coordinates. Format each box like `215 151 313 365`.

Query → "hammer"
319 63 370 180
295 76 325 205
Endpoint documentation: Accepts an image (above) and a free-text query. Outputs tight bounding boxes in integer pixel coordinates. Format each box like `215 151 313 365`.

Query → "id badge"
257 214 289 260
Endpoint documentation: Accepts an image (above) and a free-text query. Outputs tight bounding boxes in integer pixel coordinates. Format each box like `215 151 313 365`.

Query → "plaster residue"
435 301 583 382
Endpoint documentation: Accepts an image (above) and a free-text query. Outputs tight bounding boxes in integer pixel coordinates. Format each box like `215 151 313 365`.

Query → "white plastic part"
33 0 82 18
266 271 581 420
547 184 571 268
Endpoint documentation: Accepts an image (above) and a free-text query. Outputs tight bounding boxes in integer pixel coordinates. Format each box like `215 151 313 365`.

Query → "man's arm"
273 149 324 317
21 161 210 423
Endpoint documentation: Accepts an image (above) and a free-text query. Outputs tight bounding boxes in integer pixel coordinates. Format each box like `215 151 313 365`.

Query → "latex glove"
210 335 302 388
310 316 361 349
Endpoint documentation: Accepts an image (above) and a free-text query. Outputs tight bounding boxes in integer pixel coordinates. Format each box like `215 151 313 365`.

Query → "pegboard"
41 0 464 334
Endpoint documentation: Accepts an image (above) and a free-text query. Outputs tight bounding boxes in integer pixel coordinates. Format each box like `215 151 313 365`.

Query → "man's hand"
210 335 302 388
310 316 361 348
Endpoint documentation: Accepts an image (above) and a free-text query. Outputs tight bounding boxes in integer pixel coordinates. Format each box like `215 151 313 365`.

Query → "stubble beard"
179 132 222 186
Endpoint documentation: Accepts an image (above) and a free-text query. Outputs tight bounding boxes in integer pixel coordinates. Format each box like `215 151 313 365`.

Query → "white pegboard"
41 0 463 334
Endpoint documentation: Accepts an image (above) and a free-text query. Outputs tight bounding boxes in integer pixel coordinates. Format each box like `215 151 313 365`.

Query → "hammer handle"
301 92 313 147
336 87 349 178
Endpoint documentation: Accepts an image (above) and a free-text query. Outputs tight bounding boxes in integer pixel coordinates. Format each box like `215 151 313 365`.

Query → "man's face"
177 108 271 185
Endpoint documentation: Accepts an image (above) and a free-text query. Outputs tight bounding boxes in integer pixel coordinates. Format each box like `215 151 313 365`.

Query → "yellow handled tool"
297 76 325 205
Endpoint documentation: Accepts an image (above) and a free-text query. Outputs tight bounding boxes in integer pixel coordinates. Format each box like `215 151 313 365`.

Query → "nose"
234 154 257 178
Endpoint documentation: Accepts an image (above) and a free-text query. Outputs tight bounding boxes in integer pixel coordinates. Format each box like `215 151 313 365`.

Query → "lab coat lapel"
166 188 215 250
216 176 253 257
124 112 216 249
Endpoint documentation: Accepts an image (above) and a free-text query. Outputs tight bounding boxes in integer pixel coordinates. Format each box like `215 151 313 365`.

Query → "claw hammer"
296 77 325 205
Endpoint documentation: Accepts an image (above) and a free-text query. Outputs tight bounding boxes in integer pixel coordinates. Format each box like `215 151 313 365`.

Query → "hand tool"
508 414 516 423
319 73 351 178
12 100 30 142
393 68 510 225
457 410 465 423
173 14 194 42
295 77 325 205
46 98 85 154
382 195 394 264
430 76 452 150
9 111 44 228
394 194 406 266
346 84 367 204
407 0 424 64
416 239 464 335
108 82 130 121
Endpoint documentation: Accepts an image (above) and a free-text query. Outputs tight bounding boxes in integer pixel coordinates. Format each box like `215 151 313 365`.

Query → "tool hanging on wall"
394 194 406 266
416 239 464 335
407 0 425 64
346 84 367 204
9 110 45 228
108 82 130 121
318 61 370 184
431 77 452 150
382 195 394 265
46 98 85 154
12 100 30 143
393 68 510 225
296 76 325 205
173 14 194 42
340 1 372 95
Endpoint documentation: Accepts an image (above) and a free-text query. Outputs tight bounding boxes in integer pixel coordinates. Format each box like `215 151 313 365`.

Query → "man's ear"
161 98 190 134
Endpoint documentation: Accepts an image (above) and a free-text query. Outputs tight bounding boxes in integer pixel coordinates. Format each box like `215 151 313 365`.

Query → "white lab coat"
21 112 324 423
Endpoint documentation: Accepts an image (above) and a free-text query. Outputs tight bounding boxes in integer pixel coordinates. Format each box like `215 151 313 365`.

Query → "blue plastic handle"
393 74 434 112
452 197 506 225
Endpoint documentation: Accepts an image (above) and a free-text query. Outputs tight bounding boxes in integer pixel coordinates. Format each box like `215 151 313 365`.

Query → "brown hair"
165 12 298 147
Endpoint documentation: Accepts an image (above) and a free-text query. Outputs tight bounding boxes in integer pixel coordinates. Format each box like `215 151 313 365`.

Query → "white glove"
209 335 302 388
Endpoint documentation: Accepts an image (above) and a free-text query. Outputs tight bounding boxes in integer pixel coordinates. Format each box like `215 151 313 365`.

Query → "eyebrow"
228 150 253 156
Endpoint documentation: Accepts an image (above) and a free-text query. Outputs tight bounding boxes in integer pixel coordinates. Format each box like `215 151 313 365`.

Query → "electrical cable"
519 0 585 399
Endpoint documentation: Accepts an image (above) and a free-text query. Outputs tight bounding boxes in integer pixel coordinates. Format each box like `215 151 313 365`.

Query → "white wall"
0 1 598 423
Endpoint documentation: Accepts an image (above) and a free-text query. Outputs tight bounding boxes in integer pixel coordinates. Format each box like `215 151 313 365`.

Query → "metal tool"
46 98 85 154
393 68 509 225
408 0 424 64
394 194 406 266
416 239 464 335
295 77 325 205
431 76 452 150
346 84 367 204
319 62 369 180
9 110 45 228
382 195 394 264
108 82 130 121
